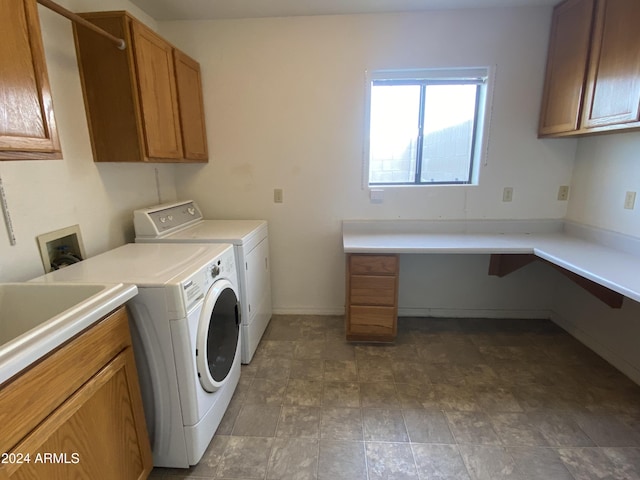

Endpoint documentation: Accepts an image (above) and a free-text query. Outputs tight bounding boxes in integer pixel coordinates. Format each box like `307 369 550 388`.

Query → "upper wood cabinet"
73 11 208 163
0 0 61 160
581 0 640 129
174 50 209 161
130 20 183 160
538 0 594 136
539 0 640 137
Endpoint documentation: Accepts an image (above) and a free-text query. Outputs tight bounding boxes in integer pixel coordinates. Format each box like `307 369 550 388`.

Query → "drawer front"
350 275 396 306
348 306 396 336
350 254 398 275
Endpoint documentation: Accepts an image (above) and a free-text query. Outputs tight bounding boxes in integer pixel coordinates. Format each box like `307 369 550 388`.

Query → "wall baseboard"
398 307 552 319
272 307 345 316
272 306 552 319
551 311 640 386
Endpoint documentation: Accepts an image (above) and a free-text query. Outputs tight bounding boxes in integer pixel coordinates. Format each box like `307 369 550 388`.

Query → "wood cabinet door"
538 0 594 136
73 13 146 163
581 0 640 128
3 348 152 480
174 50 208 162
0 0 61 160
130 20 183 160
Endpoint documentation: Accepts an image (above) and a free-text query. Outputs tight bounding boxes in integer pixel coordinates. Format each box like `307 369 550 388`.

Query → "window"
365 68 490 186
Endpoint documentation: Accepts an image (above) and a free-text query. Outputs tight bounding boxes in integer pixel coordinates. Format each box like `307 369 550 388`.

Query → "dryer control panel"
134 200 203 237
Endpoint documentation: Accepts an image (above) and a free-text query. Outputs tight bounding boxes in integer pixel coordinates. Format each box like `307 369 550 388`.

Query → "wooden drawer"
348 306 396 337
349 275 396 306
346 254 399 342
350 254 398 275
0 307 131 454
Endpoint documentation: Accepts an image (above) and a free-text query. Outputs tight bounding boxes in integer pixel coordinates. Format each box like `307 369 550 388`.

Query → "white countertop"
343 220 640 304
531 235 640 302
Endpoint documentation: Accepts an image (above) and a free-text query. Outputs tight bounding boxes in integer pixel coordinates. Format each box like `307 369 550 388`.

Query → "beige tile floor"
151 315 640 480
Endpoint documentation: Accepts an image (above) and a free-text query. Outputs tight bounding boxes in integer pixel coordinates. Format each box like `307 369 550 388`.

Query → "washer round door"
196 279 240 392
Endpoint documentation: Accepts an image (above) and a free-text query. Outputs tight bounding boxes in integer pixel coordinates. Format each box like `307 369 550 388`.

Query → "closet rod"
37 0 126 50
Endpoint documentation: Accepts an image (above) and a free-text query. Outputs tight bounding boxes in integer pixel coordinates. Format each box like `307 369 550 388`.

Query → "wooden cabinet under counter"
0 306 152 480
539 0 640 137
0 0 61 160
345 254 399 342
73 11 208 163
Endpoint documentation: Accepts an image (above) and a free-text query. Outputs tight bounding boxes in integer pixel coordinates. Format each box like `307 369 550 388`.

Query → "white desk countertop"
342 220 640 304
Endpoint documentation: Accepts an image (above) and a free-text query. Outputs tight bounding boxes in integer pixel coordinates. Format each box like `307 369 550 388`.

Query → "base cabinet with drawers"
0 306 152 480
345 254 399 342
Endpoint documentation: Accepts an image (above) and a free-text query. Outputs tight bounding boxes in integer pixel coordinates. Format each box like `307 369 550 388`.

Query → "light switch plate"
624 191 636 210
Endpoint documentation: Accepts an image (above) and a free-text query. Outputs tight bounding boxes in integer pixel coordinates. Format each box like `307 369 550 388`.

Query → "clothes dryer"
134 200 272 364
32 243 240 468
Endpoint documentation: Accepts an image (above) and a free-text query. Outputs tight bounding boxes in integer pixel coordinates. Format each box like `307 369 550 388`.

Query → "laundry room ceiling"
128 0 558 21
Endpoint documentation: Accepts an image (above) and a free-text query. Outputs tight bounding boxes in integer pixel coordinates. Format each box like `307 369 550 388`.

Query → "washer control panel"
180 247 237 313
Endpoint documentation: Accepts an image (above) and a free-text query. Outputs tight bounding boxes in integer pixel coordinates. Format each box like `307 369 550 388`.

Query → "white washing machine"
31 243 240 468
134 200 272 364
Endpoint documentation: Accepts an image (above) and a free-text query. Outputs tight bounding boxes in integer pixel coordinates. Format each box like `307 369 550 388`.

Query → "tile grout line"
400 408 422 478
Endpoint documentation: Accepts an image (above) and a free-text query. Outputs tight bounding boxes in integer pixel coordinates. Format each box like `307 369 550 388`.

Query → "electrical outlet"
624 191 636 210
557 185 569 201
274 188 283 203
502 187 513 202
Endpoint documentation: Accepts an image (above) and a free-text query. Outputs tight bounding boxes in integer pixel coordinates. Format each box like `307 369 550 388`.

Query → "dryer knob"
211 265 220 278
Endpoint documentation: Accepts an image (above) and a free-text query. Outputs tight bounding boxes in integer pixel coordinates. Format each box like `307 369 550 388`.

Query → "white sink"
0 282 138 385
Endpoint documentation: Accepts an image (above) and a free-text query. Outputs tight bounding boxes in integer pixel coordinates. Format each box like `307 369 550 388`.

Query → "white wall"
553 128 640 384
160 7 574 314
552 275 640 385
566 131 640 237
0 0 177 282
399 255 556 319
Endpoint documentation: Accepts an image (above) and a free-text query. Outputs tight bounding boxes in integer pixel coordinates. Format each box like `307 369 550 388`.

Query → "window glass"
366 68 488 186
421 84 477 183
369 85 420 184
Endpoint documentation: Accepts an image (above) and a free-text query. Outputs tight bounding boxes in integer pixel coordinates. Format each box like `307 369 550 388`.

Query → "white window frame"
362 66 495 189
